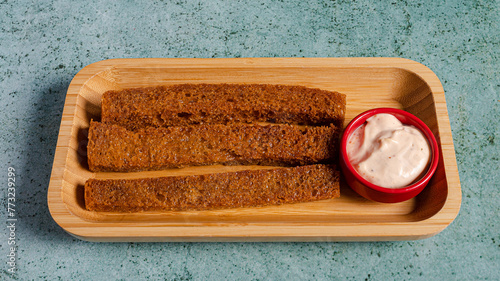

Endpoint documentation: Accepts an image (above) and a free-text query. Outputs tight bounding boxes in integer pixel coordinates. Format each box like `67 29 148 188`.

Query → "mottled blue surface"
1 0 499 280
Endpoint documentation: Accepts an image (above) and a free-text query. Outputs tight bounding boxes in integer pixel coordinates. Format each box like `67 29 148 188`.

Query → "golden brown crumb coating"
84 164 340 212
101 83 346 130
87 121 340 172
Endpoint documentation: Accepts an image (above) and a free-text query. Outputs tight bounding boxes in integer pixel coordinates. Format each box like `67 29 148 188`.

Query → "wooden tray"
47 58 461 242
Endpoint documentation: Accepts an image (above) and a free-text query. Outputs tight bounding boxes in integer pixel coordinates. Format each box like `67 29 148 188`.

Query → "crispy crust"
101 83 346 130
84 164 340 212
87 121 340 172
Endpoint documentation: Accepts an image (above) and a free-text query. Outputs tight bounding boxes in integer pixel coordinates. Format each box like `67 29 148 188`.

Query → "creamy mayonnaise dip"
347 113 431 189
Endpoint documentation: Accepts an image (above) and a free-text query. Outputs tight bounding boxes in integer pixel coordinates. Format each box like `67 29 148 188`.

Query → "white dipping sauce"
347 113 431 189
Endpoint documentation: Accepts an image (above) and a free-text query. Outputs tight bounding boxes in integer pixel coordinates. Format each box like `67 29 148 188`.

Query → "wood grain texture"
47 57 461 242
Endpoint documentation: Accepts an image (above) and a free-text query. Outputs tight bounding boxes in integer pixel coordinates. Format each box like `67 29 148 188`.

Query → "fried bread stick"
84 164 340 212
87 121 339 172
101 83 346 130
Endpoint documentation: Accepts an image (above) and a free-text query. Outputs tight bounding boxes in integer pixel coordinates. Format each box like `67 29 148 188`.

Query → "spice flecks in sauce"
347 113 431 189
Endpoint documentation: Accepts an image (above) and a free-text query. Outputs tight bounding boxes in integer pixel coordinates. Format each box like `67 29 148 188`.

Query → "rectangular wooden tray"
47 58 461 242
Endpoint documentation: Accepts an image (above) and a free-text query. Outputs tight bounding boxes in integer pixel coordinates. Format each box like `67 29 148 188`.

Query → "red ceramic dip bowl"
340 108 439 203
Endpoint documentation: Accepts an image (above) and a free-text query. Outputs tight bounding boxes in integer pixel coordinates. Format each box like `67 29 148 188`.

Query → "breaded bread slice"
101 84 346 130
84 164 340 212
88 121 339 172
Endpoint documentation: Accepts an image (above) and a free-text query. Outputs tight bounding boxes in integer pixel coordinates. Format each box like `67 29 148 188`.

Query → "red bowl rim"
340 108 440 195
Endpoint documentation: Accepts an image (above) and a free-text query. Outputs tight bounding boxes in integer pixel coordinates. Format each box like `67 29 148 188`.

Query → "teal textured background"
1 0 498 280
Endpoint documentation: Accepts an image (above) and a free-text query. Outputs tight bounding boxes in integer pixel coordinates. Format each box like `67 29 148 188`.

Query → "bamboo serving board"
47 58 461 242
